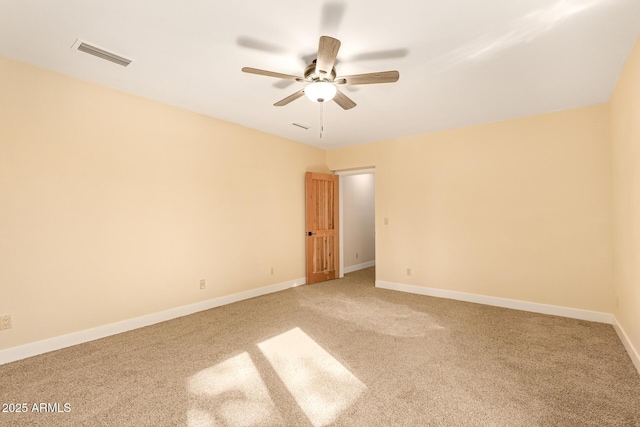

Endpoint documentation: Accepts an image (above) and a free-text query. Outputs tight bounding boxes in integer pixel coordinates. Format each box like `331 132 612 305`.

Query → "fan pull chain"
320 102 324 139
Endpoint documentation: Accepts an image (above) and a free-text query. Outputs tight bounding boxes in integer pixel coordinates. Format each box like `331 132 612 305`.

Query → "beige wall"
0 56 327 350
610 38 640 359
327 105 613 312
343 174 375 268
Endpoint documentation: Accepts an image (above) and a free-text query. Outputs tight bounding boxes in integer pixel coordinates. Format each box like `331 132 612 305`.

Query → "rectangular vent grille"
76 42 131 67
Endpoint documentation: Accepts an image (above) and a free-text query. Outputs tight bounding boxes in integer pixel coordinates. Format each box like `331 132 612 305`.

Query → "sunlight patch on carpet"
258 327 366 427
188 352 280 426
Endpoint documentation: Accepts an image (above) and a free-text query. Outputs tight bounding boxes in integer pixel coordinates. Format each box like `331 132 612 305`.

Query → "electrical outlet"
406 268 412 276
0 315 12 330
270 267 274 275
356 253 359 259
200 279 206 290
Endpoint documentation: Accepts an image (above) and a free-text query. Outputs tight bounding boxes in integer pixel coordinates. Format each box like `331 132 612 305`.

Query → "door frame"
335 168 376 279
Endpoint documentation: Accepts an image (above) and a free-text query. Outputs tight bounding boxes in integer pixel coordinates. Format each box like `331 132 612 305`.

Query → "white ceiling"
1 0 639 148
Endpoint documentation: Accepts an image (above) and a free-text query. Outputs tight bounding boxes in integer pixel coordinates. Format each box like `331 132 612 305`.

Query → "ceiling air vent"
73 40 132 67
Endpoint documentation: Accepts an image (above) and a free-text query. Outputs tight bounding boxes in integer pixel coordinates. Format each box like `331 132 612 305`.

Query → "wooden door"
305 172 339 284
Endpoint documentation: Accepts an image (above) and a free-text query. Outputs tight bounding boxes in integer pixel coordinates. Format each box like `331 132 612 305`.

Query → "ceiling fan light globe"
304 81 337 103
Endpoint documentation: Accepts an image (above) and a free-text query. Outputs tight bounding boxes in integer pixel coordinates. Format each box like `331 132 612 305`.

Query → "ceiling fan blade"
237 36 289 55
335 70 399 85
320 2 346 34
242 67 303 81
315 36 341 76
349 49 408 62
333 89 356 110
274 89 306 106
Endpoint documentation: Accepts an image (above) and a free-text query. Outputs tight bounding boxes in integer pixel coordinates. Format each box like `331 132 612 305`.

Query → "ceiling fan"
242 36 399 110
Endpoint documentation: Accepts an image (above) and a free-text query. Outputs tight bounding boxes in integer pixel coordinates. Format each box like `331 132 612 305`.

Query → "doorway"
336 169 375 279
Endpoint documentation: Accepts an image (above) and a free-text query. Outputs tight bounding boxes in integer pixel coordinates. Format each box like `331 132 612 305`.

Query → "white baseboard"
612 316 640 375
343 261 376 274
375 280 613 324
0 277 306 366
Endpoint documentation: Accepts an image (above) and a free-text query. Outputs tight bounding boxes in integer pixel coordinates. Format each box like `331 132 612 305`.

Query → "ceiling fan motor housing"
304 62 337 82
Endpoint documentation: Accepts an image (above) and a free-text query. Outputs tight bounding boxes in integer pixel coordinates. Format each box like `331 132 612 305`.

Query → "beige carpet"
1 267 639 426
